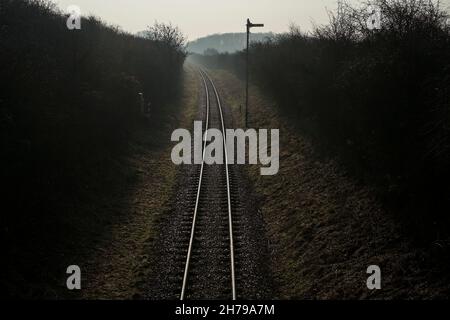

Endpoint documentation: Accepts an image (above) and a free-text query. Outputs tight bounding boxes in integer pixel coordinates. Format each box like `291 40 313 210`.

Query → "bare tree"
145 22 187 53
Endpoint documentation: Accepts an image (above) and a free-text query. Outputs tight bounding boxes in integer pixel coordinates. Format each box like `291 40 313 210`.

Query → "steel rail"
179 68 236 300
180 70 210 300
202 70 236 300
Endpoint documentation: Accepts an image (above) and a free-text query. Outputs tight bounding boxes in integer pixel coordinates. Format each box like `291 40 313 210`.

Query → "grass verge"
210 69 450 299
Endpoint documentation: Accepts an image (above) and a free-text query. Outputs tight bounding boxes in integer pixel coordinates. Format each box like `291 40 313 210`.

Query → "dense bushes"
193 0 450 229
0 1 185 243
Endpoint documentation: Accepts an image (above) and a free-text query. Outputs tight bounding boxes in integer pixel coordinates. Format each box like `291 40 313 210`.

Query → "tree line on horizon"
187 32 274 54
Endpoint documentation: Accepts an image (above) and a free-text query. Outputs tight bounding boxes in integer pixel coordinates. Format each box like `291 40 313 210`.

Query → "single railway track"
180 69 236 300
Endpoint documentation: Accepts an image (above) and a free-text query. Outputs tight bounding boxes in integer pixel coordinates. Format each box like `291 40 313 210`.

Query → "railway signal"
246 19 264 128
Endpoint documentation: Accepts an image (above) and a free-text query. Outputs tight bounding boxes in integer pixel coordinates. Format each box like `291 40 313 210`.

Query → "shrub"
0 0 186 244
192 0 450 230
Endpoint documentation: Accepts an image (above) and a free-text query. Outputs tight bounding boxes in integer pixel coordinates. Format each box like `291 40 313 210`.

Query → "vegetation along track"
145 67 272 300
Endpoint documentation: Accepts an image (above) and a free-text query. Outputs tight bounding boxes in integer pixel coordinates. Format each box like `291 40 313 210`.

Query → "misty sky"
52 0 450 41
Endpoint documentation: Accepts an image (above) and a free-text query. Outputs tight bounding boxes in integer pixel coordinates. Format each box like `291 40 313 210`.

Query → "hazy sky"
52 0 450 41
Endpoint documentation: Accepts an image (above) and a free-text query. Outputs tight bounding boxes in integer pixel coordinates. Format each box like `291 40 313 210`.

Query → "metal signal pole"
246 19 264 128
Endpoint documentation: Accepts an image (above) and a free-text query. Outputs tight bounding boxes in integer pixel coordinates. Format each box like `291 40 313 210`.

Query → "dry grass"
210 69 450 299
77 66 199 299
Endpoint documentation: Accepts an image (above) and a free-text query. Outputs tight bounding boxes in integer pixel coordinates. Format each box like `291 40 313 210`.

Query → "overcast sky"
51 0 450 41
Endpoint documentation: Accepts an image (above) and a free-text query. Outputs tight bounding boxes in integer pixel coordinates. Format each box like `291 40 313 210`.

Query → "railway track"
145 66 271 300
179 69 236 300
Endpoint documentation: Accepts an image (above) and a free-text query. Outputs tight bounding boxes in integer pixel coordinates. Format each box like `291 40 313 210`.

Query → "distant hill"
187 32 274 54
